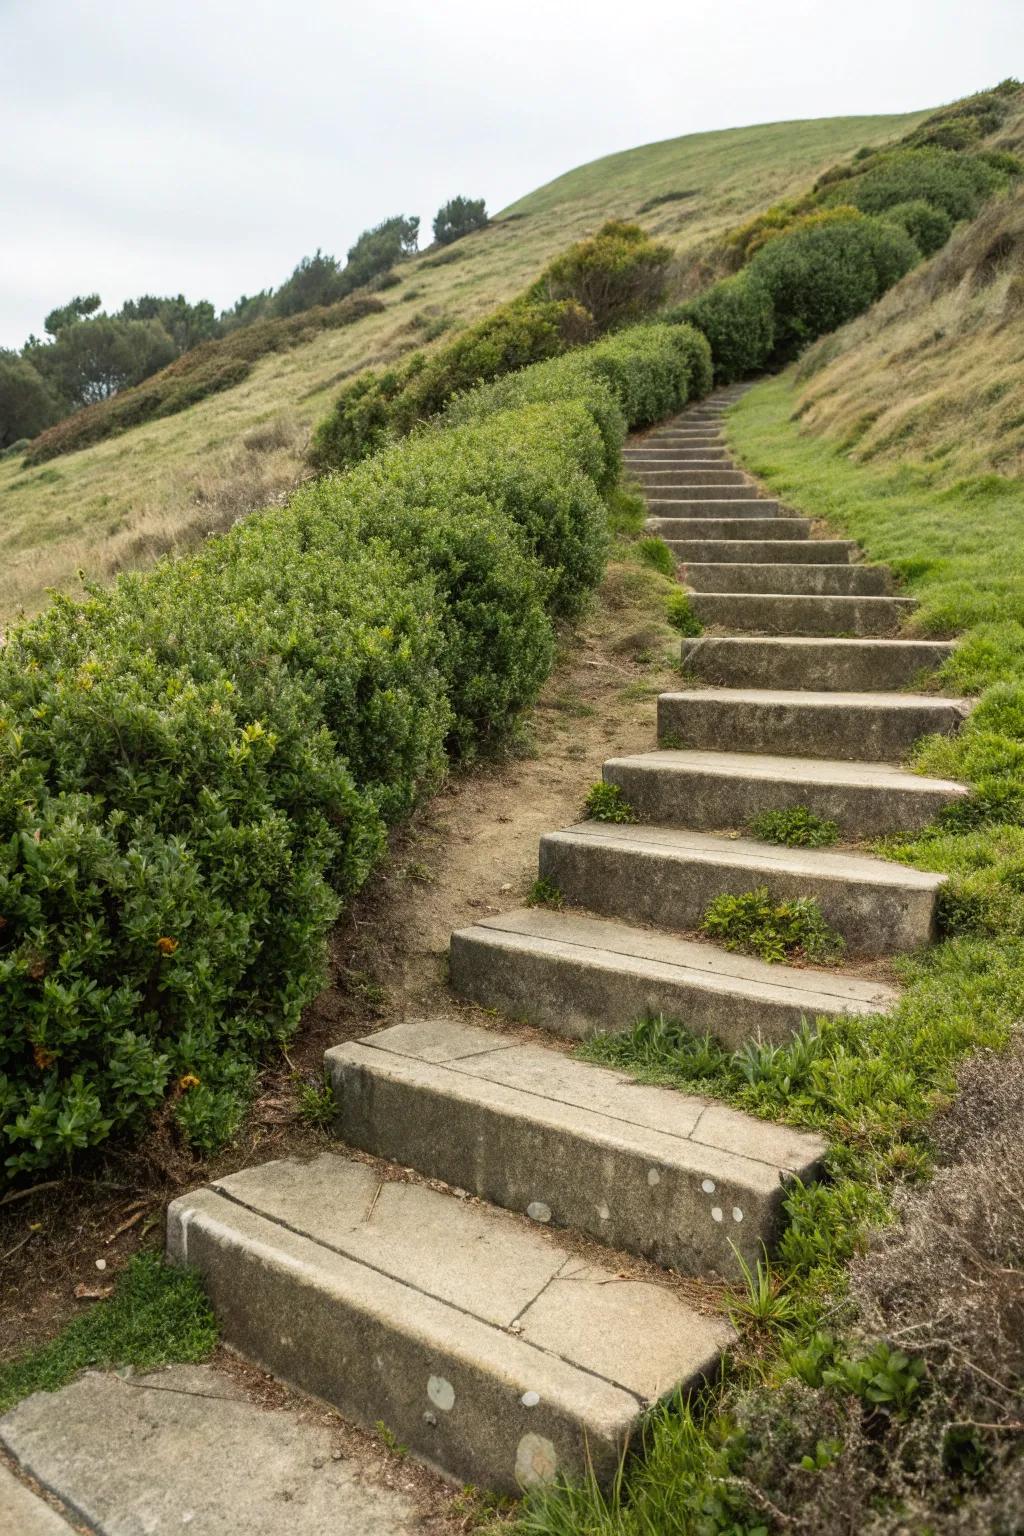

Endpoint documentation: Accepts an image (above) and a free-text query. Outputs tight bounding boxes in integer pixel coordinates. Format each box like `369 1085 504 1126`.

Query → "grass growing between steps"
510 375 1024 1533
0 1254 216 1412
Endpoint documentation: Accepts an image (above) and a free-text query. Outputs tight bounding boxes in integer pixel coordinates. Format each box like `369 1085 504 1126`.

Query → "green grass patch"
749 805 840 847
526 877 564 910
583 782 635 823
633 536 676 578
0 1254 217 1412
700 887 845 963
664 589 702 636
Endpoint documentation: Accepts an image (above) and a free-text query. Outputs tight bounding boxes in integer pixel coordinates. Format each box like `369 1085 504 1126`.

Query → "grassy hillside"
0 108 927 621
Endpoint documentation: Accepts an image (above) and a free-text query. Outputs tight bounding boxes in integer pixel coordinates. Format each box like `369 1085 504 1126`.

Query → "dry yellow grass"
0 109 927 621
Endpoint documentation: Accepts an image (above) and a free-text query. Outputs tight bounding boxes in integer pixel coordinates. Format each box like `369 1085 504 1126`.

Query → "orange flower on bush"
156 936 179 956
178 1074 201 1091
33 1044 57 1070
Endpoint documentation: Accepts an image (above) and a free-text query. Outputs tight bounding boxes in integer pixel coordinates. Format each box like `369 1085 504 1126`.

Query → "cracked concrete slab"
0 1365 426 1535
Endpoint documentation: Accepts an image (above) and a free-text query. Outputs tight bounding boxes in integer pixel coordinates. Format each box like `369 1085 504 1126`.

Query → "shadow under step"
683 562 892 595
540 822 945 955
167 1154 730 1494
603 749 969 838
680 635 959 689
449 907 897 1050
667 538 857 564
690 591 916 636
658 688 971 761
328 1018 824 1275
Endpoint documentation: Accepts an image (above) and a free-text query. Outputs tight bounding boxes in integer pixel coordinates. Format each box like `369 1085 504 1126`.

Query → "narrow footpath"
0 389 973 1530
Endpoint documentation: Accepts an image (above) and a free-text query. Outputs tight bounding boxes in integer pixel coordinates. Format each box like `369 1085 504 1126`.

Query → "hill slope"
0 108 927 620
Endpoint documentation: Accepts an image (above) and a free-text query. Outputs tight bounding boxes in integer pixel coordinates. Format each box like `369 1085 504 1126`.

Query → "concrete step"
690 592 917 636
602 749 969 838
540 822 945 955
624 452 735 465
450 908 897 1049
667 538 857 564
328 1018 825 1275
646 500 783 519
167 1154 732 1495
641 439 725 451
680 636 959 690
653 518 812 541
635 482 764 500
682 562 893 595
657 688 971 762
633 468 750 485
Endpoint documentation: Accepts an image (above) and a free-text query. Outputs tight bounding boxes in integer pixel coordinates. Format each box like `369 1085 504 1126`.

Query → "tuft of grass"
750 805 840 847
526 876 565 910
634 536 677 579
665 589 702 635
583 781 635 823
0 1253 217 1413
700 887 846 964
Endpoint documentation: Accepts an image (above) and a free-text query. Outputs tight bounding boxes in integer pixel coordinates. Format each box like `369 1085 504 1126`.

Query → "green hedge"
0 318 710 1178
308 297 591 472
445 321 712 483
819 145 1004 224
669 272 776 384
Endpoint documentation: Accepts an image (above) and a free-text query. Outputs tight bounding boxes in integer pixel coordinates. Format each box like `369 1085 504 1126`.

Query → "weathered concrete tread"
167 1154 731 1493
658 688 971 761
540 821 944 954
667 539 856 563
603 748 969 836
682 562 892 595
680 635 958 688
450 906 897 1048
329 1018 824 1274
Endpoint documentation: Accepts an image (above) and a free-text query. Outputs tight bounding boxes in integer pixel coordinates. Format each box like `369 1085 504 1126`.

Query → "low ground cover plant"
749 806 840 846
700 888 845 963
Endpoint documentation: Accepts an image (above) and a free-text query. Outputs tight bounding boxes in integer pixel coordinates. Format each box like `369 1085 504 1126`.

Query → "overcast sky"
2 0 1021 349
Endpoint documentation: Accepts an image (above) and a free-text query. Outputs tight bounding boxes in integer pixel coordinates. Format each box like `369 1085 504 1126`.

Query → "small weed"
665 590 703 636
749 806 840 847
527 877 565 910
294 1074 335 1129
584 782 635 823
726 1246 798 1333
403 860 436 883
635 537 677 578
374 1421 408 1457
700 888 846 963
606 485 647 537
822 1339 927 1419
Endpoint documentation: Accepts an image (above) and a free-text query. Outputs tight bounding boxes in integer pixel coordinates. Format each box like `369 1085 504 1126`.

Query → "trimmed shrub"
748 208 919 361
25 294 385 464
881 199 954 256
671 271 776 382
0 533 448 1176
308 297 591 471
448 322 711 484
819 146 1004 225
530 219 672 331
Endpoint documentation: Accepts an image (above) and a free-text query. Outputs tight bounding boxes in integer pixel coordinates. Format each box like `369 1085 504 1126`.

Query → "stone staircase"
168 388 970 1497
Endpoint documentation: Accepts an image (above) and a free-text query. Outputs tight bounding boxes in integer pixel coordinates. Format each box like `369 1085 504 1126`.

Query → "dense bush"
669 272 776 382
747 208 919 362
2 301 711 1177
433 196 488 245
0 352 60 449
308 297 591 471
25 294 385 464
881 198 954 256
530 219 672 331
447 321 712 482
819 146 1005 225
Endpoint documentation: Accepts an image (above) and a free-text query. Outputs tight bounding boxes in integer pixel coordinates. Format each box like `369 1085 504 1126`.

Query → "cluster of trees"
1 195 488 452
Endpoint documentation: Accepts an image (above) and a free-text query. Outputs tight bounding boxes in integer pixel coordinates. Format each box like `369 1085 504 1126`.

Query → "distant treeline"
0 197 488 453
